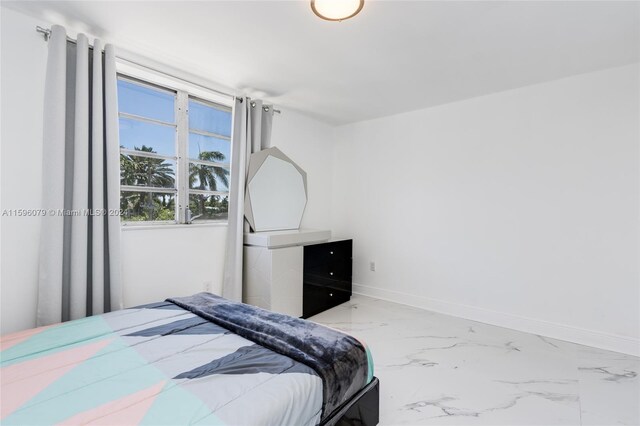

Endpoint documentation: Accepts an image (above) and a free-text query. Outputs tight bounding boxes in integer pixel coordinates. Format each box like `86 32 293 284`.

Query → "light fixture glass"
311 0 364 21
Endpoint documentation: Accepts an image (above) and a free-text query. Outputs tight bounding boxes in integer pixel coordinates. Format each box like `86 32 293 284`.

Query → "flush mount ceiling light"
311 0 365 21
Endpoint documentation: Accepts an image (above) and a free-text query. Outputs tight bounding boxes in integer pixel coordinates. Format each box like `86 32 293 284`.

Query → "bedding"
1 293 373 426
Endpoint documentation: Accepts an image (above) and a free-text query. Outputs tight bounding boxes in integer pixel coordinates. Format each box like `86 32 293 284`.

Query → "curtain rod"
35 26 281 114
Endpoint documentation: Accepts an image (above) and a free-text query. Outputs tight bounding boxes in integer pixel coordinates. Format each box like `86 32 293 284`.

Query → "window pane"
188 100 231 136
117 79 175 123
189 163 229 191
120 154 176 188
189 194 228 221
189 133 230 162
120 191 176 222
119 117 176 157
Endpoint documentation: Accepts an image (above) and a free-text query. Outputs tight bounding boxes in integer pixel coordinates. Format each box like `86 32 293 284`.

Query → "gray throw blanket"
167 292 369 419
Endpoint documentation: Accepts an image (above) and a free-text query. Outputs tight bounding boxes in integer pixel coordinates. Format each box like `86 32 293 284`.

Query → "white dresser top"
244 229 331 248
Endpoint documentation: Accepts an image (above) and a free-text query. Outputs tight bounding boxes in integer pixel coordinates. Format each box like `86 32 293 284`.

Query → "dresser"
243 229 331 317
302 239 353 318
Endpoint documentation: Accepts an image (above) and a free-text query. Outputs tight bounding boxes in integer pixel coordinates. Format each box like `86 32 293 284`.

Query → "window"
117 76 232 225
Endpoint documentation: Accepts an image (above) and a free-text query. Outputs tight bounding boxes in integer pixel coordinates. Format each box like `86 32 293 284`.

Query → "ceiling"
5 1 639 125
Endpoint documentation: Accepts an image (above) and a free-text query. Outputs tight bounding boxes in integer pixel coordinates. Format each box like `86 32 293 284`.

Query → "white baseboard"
352 283 639 357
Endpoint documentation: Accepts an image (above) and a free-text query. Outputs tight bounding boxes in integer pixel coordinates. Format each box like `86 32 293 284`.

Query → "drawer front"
303 274 351 294
304 260 351 285
325 240 352 262
303 283 350 318
304 240 352 281
304 240 351 264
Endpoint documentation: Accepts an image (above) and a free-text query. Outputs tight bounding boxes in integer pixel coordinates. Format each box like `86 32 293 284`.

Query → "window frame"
116 69 234 227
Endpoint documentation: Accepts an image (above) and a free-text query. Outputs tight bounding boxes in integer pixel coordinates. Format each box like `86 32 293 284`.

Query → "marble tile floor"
309 295 639 426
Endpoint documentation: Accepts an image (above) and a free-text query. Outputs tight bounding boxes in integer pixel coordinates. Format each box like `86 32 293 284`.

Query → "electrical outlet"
369 261 376 272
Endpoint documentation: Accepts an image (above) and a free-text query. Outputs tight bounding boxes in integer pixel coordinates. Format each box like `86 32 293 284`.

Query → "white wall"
332 64 640 355
271 108 335 231
0 7 335 333
120 225 227 307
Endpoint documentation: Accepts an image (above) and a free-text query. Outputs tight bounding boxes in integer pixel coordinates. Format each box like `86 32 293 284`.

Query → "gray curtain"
222 98 273 302
37 26 123 325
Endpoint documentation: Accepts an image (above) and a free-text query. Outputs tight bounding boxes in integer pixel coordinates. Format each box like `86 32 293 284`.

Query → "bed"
1 293 379 426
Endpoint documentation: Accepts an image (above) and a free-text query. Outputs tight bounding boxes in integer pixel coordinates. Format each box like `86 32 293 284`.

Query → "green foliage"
188 151 229 191
189 194 229 221
120 145 175 221
155 206 176 221
120 146 229 222
188 151 230 221
120 145 175 188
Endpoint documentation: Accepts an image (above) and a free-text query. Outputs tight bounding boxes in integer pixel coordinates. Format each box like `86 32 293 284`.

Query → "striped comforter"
1 297 372 425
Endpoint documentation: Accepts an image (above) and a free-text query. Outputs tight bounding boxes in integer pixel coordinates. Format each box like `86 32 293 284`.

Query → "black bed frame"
320 377 380 426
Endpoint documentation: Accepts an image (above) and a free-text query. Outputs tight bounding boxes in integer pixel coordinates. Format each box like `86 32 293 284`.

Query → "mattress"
1 297 373 426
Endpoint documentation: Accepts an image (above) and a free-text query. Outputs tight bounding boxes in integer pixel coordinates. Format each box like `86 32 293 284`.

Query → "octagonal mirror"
245 147 307 232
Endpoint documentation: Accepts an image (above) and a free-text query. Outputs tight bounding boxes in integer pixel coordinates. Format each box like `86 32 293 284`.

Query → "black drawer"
304 259 351 284
304 274 351 295
305 241 352 280
303 283 350 318
304 240 352 268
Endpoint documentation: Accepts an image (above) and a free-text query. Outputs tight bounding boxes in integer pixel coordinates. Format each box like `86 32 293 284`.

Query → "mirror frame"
244 147 308 232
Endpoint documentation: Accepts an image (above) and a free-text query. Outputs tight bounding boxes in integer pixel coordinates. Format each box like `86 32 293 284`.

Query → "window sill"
121 222 228 231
